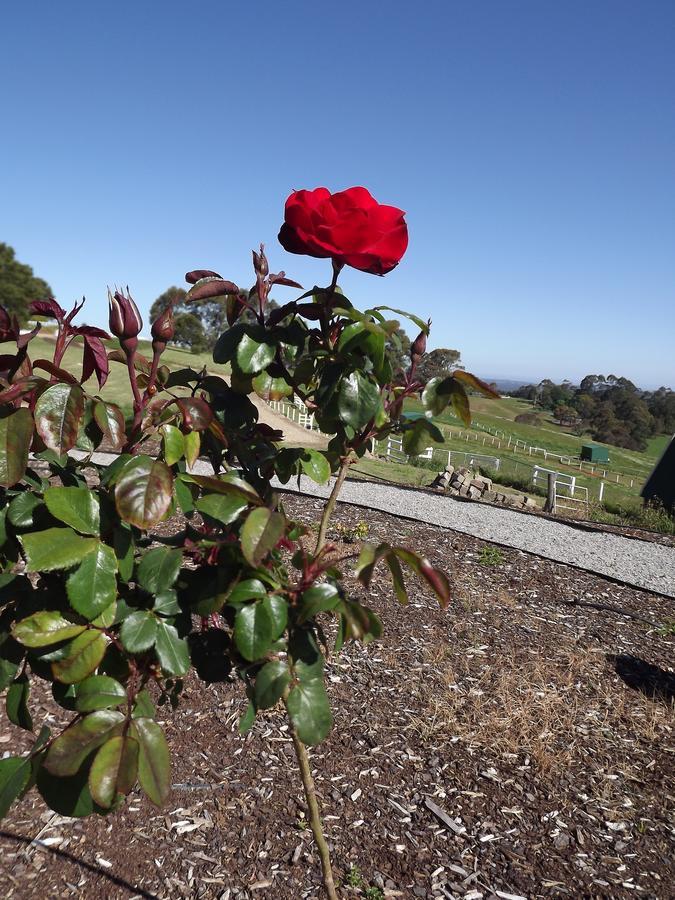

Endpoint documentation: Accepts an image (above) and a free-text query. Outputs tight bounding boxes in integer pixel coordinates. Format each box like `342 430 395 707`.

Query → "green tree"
0 243 52 323
384 326 411 376
172 312 208 352
416 347 462 383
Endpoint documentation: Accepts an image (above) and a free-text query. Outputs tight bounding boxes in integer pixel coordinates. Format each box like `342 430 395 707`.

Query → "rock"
553 832 571 850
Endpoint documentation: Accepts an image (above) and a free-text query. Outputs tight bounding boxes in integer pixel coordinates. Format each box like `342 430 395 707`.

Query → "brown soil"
1 496 673 900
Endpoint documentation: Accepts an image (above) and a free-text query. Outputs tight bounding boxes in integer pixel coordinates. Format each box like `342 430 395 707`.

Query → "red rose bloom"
278 186 408 275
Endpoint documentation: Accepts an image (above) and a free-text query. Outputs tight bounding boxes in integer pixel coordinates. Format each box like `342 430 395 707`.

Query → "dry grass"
410 646 673 778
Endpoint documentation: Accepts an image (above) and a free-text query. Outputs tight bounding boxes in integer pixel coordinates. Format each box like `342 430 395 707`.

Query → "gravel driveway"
273 475 675 598
78 452 675 597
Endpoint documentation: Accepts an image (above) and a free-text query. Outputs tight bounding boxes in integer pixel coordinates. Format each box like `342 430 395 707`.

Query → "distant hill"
478 376 532 393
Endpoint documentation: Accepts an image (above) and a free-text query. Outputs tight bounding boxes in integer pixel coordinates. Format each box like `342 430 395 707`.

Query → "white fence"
267 398 321 432
377 437 501 471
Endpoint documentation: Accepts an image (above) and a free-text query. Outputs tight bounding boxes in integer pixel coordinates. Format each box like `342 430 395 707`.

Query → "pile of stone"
429 465 538 510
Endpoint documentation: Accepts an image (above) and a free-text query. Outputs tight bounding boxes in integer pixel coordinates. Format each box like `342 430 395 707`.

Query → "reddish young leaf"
29 299 67 321
34 383 85 454
171 397 213 432
0 408 34 487
33 359 79 384
185 277 240 303
115 456 173 529
185 269 222 284
81 337 109 389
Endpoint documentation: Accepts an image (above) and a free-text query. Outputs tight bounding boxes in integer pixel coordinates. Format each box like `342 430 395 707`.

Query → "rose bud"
151 303 175 353
252 244 269 277
410 330 427 360
108 288 143 343
0 305 17 342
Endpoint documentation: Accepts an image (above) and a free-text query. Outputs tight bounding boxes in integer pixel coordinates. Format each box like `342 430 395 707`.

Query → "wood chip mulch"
1 496 673 900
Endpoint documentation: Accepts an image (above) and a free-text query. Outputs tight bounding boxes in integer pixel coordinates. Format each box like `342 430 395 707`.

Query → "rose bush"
278 185 408 275
0 191 495 898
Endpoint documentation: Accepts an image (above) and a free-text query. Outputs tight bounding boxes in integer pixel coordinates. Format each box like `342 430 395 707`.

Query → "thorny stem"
315 454 353 553
285 700 339 900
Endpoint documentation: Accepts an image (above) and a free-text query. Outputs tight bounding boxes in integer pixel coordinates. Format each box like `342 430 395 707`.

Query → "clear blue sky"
2 0 673 388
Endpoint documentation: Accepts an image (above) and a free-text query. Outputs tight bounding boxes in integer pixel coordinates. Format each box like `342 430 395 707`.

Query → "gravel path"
273 475 675 597
75 452 675 597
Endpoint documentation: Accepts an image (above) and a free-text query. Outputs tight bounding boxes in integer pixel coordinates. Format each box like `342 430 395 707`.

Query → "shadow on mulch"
609 653 675 704
0 831 158 899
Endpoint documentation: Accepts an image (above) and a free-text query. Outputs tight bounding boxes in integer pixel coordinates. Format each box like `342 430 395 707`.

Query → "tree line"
512 376 675 451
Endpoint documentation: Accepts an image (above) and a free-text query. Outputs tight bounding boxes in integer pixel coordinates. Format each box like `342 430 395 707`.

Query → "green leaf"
225 578 268 605
195 493 248 525
0 757 31 820
298 583 340 623
402 418 444 456
34 382 85 454
36 767 98 817
45 710 125 776
75 675 127 712
421 376 452 417
445 377 471 427
338 371 381 430
113 525 134 581
236 333 275 375
115 456 173 529
88 734 139 808
6 675 33 731
93 400 126 449
182 473 261 504
238 701 256 735
174 478 195 516
234 602 273 661
153 590 180 617
161 424 184 466
286 679 333 746
391 547 452 608
132 689 156 719
12 610 86 648
51 630 108 683
385 551 408 604
254 660 290 710
213 323 245 364
0 408 34 488
0 631 24 690
251 369 293 400
184 430 201 468
154 622 190 676
371 305 429 334
136 547 182 594
66 544 117 619
119 610 158 653
91 600 117 628
452 370 500 398
300 450 331 484
8 492 42 529
130 717 170 806
44 487 100 535
262 595 287 640
339 599 382 644
240 507 285 567
20 528 99 573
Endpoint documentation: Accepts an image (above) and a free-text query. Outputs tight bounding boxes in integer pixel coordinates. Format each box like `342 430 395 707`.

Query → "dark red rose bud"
252 244 269 277
151 304 175 345
410 330 427 359
108 288 143 341
0 305 16 342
